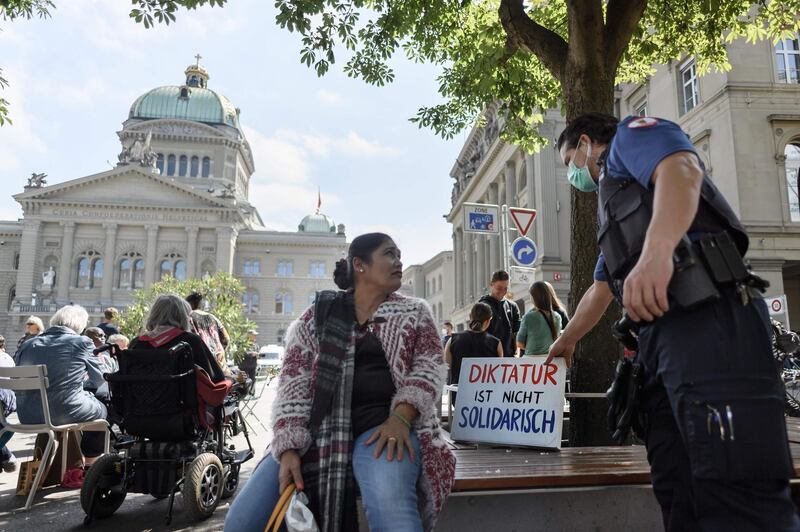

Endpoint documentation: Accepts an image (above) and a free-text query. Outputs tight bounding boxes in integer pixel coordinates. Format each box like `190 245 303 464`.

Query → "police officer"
547 112 800 531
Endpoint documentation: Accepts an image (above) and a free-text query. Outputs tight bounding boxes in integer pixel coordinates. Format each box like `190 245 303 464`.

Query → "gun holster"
606 356 644 444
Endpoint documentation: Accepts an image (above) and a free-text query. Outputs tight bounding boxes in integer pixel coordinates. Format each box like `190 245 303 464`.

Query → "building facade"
447 35 800 329
447 107 571 330
400 250 455 326
0 60 346 344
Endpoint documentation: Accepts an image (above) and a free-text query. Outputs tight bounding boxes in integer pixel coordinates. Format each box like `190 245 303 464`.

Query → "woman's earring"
359 269 364 273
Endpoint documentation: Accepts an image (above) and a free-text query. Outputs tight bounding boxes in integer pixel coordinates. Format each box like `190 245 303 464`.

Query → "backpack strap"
313 290 339 344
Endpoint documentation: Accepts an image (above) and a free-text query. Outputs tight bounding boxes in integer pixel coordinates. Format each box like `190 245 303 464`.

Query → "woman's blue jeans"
225 427 423 532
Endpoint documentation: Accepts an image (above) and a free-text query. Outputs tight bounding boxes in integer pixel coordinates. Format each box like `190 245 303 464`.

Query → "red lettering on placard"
468 364 482 383
508 364 519 384
485 364 498 383
544 363 558 385
501 364 511 383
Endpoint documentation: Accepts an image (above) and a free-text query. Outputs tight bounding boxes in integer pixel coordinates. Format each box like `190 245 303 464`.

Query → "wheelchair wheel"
80 454 127 519
221 463 240 499
183 453 223 521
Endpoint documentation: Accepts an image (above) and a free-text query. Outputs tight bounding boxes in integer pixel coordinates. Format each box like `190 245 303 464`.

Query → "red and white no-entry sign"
509 207 537 237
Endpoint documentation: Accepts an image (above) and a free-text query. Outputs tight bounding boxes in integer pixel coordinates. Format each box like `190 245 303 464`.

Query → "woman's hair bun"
333 258 352 290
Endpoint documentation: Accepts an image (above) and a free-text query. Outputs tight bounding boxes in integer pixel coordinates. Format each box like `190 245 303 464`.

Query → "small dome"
298 213 336 233
128 58 242 133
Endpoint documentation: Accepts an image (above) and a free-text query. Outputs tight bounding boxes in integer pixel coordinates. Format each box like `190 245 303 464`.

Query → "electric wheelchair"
80 341 254 525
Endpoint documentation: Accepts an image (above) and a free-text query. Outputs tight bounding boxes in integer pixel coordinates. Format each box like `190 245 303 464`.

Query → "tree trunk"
563 68 621 447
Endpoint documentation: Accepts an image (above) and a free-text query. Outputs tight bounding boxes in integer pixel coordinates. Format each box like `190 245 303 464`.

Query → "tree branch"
565 0 605 66
604 0 648 71
498 0 568 82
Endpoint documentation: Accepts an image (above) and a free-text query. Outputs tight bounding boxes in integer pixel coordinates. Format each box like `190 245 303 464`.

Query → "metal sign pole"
501 204 509 272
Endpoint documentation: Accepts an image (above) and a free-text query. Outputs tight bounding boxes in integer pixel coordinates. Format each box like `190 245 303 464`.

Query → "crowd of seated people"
8 295 227 487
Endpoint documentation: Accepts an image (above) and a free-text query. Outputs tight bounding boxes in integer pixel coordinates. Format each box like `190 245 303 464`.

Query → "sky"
0 0 467 266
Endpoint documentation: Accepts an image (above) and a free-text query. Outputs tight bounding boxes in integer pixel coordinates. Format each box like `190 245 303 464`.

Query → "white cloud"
316 89 344 106
0 69 47 173
244 126 311 184
338 131 401 158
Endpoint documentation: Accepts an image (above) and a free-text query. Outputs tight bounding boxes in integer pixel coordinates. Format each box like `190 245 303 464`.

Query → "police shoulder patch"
628 117 658 129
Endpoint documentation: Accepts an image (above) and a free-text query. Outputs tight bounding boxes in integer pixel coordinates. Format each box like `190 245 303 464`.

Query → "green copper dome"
298 213 337 233
128 59 242 133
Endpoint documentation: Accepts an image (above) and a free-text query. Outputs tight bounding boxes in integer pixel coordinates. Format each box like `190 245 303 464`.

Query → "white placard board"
451 356 566 449
767 294 791 331
463 202 500 234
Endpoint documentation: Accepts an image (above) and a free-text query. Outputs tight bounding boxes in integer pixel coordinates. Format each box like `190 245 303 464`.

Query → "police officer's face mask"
567 138 598 193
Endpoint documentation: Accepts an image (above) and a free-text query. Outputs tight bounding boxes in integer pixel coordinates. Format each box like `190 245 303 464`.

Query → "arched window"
174 260 186 281
438 302 443 321
178 155 188 177
190 156 199 177
201 157 211 178
167 154 176 176
159 252 185 280
118 259 131 289
118 251 143 289
275 293 293 315
133 258 145 288
156 153 165 174
787 142 800 222
243 289 260 314
13 253 19 270
7 286 15 310
76 250 102 288
438 275 443 292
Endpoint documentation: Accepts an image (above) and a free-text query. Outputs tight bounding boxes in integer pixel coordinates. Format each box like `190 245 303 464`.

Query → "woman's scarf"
303 290 358 532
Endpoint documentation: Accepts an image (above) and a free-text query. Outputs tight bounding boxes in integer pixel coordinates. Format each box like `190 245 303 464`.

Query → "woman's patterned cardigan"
270 292 456 531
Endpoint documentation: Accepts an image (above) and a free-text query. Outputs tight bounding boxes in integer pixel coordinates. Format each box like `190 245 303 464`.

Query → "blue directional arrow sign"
511 237 538 267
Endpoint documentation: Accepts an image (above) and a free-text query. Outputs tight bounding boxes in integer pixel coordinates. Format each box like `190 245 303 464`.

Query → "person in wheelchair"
129 294 225 383
80 294 252 525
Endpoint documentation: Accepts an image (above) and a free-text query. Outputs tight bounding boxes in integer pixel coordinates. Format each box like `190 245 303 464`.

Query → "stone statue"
117 130 157 170
42 266 55 287
27 172 47 188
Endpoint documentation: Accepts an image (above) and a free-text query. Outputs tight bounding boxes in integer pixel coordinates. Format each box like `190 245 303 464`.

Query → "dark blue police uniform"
598 116 799 531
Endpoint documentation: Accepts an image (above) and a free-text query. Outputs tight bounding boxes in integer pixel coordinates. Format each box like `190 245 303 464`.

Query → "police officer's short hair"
557 112 619 151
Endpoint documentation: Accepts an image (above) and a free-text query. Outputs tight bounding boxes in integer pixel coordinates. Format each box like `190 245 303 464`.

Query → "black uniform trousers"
637 286 800 531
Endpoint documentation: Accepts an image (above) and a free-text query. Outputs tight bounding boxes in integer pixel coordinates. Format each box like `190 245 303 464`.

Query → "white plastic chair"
0 365 109 511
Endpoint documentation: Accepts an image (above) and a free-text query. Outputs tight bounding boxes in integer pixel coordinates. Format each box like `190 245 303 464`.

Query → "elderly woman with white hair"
16 305 109 469
128 294 225 383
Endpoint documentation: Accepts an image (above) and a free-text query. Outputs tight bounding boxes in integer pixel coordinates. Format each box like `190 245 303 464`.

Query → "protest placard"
450 356 567 449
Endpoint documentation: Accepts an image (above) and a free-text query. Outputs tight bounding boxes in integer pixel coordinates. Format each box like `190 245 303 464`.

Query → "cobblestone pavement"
0 381 277 532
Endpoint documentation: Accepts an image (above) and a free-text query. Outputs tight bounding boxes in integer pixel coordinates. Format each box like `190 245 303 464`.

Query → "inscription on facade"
51 209 214 223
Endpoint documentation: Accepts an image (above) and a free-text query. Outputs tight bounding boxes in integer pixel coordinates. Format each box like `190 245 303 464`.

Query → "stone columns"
101 223 117 304
144 225 159 287
533 132 561 259
476 232 486 298
15 219 41 303
186 227 199 279
489 182 501 275
216 227 237 274
464 232 474 303
504 161 517 207
57 222 75 303
453 229 463 308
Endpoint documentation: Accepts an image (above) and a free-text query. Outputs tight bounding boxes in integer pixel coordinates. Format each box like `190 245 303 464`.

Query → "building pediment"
14 166 233 211
123 119 231 140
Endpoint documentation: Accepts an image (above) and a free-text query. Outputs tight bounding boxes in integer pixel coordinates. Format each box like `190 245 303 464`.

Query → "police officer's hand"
623 243 673 322
546 336 575 368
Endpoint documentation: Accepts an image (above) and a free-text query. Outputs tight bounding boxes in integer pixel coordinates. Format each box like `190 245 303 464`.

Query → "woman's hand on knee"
278 449 304 492
364 416 416 463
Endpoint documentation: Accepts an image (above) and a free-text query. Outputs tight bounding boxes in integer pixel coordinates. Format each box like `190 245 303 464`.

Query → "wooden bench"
435 418 800 531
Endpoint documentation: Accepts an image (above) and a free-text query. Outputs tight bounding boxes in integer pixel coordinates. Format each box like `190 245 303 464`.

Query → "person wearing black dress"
444 302 503 405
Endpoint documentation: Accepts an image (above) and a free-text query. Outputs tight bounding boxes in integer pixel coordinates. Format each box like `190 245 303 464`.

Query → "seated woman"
225 233 456 532
16 305 109 469
129 294 225 383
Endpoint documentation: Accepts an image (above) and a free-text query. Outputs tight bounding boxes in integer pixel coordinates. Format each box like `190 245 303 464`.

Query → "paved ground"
0 380 278 532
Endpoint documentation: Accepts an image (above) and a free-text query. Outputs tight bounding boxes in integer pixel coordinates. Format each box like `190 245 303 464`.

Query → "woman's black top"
556 308 570 329
449 331 501 384
351 328 395 438
129 330 226 383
